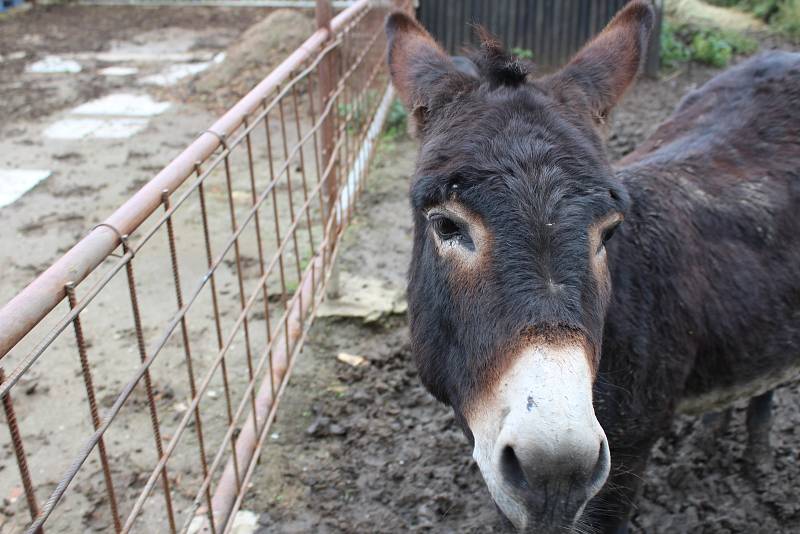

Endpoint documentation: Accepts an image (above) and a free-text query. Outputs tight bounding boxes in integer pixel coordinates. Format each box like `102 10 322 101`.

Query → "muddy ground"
1 3 800 534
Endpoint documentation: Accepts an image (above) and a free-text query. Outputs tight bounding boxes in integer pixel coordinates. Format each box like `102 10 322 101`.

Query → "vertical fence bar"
316 0 341 298
645 0 663 78
0 368 42 533
316 0 337 234
242 117 275 418
197 170 243 520
160 191 216 534
65 282 122 533
123 246 178 534
221 150 260 440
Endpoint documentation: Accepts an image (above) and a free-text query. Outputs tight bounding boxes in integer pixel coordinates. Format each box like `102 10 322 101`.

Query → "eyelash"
598 222 621 253
429 214 474 249
431 216 461 240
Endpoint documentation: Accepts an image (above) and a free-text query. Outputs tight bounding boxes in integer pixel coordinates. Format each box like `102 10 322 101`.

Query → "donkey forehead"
412 87 624 209
423 83 600 156
411 154 626 224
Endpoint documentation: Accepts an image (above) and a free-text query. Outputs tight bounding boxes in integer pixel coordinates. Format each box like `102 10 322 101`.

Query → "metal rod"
316 0 339 244
122 244 178 534
0 368 42 533
65 282 122 533
160 191 216 534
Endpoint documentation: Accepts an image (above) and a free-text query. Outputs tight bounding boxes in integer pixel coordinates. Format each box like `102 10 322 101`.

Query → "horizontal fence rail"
418 0 662 75
0 0 410 531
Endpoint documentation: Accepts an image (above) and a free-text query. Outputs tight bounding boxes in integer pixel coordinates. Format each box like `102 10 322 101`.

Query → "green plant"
691 31 734 66
660 20 758 69
511 47 535 60
691 28 757 66
774 0 800 39
660 21 692 68
382 99 408 140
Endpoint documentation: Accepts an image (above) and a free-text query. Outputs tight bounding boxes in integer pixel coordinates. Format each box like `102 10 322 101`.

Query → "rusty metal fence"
0 0 409 531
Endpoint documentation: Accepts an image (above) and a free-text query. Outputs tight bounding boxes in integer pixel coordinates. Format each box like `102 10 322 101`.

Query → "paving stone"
0 169 52 208
99 66 139 76
70 93 170 117
140 62 210 86
44 118 149 140
26 56 81 74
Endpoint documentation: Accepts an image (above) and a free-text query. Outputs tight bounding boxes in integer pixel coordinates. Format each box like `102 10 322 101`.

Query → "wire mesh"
0 0 408 531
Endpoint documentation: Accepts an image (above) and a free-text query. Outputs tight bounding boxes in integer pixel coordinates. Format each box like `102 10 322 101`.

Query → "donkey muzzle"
467 343 610 532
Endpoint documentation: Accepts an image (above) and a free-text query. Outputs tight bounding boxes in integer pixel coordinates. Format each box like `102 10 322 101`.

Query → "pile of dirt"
183 9 315 111
667 0 765 31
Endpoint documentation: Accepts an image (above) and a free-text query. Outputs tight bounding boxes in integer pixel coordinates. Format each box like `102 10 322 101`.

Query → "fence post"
645 0 663 78
316 0 341 299
316 0 337 229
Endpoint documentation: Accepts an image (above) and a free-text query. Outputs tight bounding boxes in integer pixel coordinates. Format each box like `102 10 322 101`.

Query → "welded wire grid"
0 1 408 532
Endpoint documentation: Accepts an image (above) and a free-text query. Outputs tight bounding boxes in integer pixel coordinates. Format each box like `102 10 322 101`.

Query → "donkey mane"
469 28 532 87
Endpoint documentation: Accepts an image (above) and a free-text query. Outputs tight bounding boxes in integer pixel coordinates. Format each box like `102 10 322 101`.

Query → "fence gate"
417 0 662 75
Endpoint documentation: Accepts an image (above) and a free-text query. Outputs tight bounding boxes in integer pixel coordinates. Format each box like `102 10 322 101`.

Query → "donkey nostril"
588 439 611 492
500 445 529 491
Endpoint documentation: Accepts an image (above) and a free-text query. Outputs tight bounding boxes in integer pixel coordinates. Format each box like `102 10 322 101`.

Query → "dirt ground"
2 3 800 534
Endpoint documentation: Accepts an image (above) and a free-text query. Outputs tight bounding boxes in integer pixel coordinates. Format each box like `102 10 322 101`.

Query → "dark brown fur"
386 2 800 532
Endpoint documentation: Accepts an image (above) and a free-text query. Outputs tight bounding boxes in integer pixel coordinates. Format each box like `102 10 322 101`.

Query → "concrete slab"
44 118 149 140
43 118 104 140
80 51 214 63
27 56 82 74
70 93 170 117
140 62 210 86
0 169 52 208
317 274 407 322
99 66 139 76
91 118 150 138
1 51 27 62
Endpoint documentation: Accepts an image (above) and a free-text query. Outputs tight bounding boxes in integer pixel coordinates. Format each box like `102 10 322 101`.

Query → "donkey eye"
431 215 462 241
598 222 621 254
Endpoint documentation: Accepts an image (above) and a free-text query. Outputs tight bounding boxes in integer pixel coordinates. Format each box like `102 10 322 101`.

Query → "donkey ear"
547 0 654 125
386 12 461 129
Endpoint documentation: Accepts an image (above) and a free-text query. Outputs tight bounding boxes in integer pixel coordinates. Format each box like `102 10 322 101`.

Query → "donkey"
385 1 800 532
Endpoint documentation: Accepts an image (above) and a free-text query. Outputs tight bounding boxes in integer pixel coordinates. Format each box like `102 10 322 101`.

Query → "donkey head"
387 2 653 531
